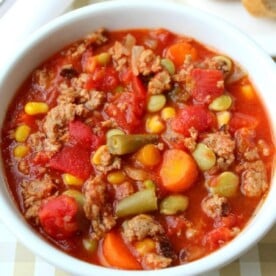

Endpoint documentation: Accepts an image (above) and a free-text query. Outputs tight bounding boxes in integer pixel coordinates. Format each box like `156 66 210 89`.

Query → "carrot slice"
103 231 141 270
166 42 198 66
160 149 198 192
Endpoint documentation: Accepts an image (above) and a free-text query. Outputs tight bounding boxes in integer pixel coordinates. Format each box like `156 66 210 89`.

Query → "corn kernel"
146 115 165 134
14 125 31 142
161 107 176 120
216 111 231 128
24 102 49 115
13 145 29 158
135 238 156 255
241 84 254 100
107 170 126 185
91 145 108 165
96 52 111 66
62 173 84 186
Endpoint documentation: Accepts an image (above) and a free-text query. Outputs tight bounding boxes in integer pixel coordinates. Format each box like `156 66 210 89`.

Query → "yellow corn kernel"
135 238 156 255
62 173 84 186
13 145 29 158
161 107 176 120
96 52 111 66
107 170 126 185
146 115 165 134
24 102 49 115
240 84 254 101
14 125 31 142
216 111 231 128
91 145 108 165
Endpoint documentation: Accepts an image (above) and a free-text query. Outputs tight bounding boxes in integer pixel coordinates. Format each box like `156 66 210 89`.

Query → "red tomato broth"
1 28 275 270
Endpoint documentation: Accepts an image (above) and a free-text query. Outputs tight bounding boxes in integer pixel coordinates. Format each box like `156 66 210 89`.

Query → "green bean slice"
107 134 159 155
192 143 216 171
209 171 239 197
115 189 158 217
147 94 167 112
160 195 189 215
106 128 125 140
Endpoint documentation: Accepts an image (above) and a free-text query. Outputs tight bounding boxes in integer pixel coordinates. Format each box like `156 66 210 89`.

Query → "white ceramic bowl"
0 1 275 275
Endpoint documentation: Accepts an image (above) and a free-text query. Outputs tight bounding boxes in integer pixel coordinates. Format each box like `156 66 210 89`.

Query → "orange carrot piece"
160 149 198 192
103 231 141 270
166 42 198 66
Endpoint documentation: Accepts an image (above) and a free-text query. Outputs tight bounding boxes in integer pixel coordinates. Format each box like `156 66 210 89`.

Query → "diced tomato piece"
105 92 145 133
203 227 233 251
39 195 79 239
229 112 258 133
49 145 92 179
69 120 101 150
85 67 119 91
16 112 37 129
120 68 133 84
189 68 224 104
132 75 147 100
171 105 215 136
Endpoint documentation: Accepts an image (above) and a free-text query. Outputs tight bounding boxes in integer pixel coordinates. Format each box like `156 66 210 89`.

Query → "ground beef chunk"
64 29 108 60
85 28 108 47
33 68 54 90
168 86 191 103
93 146 122 173
142 253 172 270
43 103 86 152
58 80 106 111
162 126 198 152
235 128 260 161
18 159 30 175
257 139 271 157
122 214 164 242
202 131 235 170
239 160 268 197
113 181 134 200
83 175 116 240
148 71 172 95
27 132 46 152
204 56 232 77
84 90 106 111
201 194 230 219
122 214 175 269
135 48 161 76
109 34 136 71
22 174 56 223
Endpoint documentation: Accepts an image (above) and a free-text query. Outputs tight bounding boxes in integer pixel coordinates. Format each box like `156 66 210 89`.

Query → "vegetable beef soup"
1 28 275 270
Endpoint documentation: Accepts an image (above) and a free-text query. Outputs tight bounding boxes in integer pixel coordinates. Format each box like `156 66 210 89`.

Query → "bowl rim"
0 1 275 275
